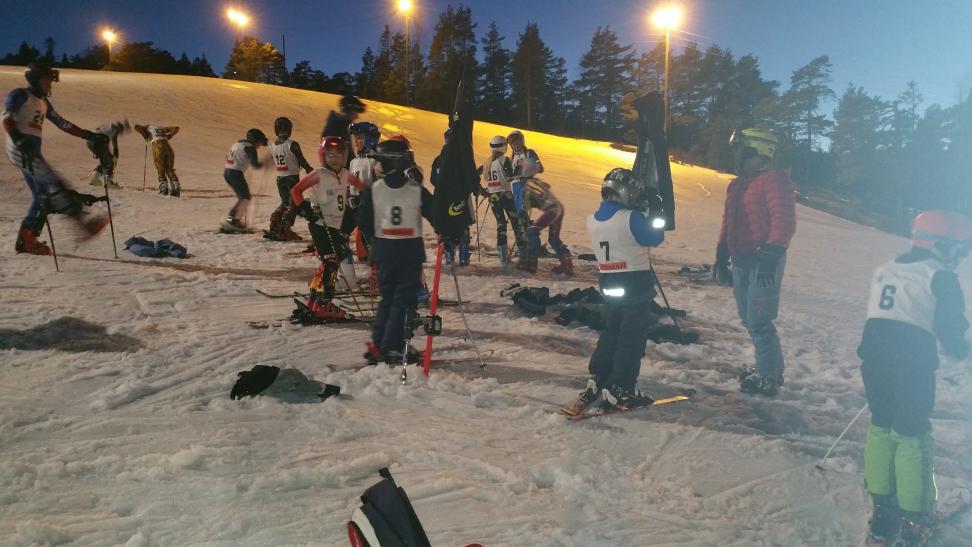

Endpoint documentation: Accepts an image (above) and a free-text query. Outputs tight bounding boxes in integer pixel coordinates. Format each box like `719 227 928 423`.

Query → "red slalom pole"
423 241 444 376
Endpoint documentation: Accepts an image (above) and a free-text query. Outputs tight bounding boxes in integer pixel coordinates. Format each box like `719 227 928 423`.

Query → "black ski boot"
562 377 600 415
866 494 900 546
159 180 169 196
600 386 654 411
739 367 781 396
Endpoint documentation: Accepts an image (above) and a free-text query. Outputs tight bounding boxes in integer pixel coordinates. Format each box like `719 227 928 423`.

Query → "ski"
568 390 695 421
561 396 598 416
256 289 308 299
217 226 258 235
255 288 463 307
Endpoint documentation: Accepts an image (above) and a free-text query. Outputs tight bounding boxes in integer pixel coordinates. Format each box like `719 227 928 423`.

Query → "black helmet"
601 168 644 208
274 117 293 138
340 95 366 114
25 62 59 88
246 128 268 145
370 137 414 173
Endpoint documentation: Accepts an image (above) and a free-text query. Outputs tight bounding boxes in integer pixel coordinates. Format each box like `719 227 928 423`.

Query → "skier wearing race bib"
357 137 435 363
348 121 381 264
86 119 130 189
480 135 525 265
3 62 110 255
567 168 665 412
221 128 267 233
289 136 365 322
859 210 972 545
265 117 313 241
515 155 572 275
134 122 180 196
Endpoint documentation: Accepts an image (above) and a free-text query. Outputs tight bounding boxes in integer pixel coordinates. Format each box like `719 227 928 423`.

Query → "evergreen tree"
190 54 216 77
290 60 317 89
573 27 635 138
511 23 552 129
478 22 512 123
357 47 377 97
223 37 286 84
786 55 835 149
372 26 394 100
422 5 477 112
175 52 193 74
831 85 891 201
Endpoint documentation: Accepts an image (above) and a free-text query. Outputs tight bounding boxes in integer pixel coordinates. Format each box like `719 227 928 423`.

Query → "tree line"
2 38 215 77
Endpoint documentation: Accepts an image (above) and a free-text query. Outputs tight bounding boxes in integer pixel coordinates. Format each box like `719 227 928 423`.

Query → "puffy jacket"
718 169 796 257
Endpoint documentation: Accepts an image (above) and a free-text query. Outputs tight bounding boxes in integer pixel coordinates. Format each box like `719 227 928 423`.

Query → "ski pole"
648 256 682 332
450 260 487 372
102 172 119 258
45 218 60 272
141 141 148 192
475 195 483 262
816 403 868 470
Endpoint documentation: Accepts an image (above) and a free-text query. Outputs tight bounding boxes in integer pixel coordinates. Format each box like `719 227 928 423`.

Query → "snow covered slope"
1 67 970 546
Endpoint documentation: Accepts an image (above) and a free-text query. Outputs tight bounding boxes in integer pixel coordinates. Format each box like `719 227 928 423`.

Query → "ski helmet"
507 129 524 146
340 95 366 114
274 117 293 138
246 128 268 146
370 138 415 174
912 210 972 267
348 122 381 149
729 128 778 160
319 136 348 166
489 135 507 154
24 62 58 89
601 168 645 209
518 155 541 178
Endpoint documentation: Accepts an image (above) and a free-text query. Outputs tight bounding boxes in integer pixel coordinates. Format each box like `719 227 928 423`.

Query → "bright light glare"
226 8 250 28
651 6 683 30
101 29 117 43
603 288 626 297
398 0 413 13
652 217 667 229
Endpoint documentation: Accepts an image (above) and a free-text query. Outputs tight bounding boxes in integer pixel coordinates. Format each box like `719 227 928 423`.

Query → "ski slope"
1 67 970 546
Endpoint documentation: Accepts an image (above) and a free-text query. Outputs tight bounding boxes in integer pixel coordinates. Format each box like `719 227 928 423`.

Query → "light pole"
398 0 413 104
102 29 117 68
651 5 682 133
226 8 250 44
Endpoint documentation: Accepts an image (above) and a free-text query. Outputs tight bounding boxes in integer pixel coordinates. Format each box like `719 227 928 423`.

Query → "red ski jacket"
718 169 796 257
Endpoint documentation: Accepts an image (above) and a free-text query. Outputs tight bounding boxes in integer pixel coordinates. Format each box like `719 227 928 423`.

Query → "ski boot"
280 226 302 241
220 217 249 234
14 227 51 255
88 169 103 187
443 240 456 265
552 255 574 276
897 511 937 546
265 210 284 241
417 285 430 306
459 240 471 266
364 341 384 365
865 495 900 546
739 367 780 396
158 180 169 196
561 377 601 416
600 386 654 411
168 178 181 197
497 243 510 265
516 253 538 274
383 344 421 365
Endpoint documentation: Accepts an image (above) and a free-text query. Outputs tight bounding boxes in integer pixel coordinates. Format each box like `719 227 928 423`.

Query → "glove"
12 133 37 171
81 130 109 146
296 201 320 223
230 365 280 400
404 166 423 184
755 244 786 288
714 242 732 286
76 192 108 206
43 188 83 216
348 194 361 209
489 192 502 203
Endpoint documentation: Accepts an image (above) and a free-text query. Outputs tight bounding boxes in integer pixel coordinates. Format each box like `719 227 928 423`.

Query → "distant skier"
357 137 435 363
86 119 130 189
348 121 381 265
516 156 572 275
221 128 268 233
715 129 796 396
289 136 364 322
565 168 665 413
265 117 313 241
431 129 472 265
3 62 109 255
859 210 971 545
508 129 543 245
134 122 180 196
320 95 366 144
480 135 525 265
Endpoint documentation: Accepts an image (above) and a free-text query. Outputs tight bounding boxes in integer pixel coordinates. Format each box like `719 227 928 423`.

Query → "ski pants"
527 202 569 258
307 223 351 301
152 140 177 182
271 175 299 229
588 300 653 392
489 191 524 249
7 145 64 231
861 359 937 514
731 254 785 380
372 258 423 354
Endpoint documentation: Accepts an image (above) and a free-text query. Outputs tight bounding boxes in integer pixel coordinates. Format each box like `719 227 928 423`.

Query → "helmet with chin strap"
601 168 645 209
912 210 972 268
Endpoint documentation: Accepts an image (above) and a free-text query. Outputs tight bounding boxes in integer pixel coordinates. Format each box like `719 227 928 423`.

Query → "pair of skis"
561 389 696 421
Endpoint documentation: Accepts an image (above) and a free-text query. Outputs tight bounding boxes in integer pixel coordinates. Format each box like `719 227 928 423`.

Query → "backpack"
347 468 431 547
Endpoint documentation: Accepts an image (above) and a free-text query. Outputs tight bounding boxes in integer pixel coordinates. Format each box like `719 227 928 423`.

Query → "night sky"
3 0 970 109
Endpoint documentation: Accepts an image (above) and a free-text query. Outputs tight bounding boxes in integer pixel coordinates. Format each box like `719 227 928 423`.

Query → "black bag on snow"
347 468 431 547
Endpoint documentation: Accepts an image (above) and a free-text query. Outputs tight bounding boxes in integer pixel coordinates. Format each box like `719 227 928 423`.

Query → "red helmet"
319 136 347 166
912 210 972 249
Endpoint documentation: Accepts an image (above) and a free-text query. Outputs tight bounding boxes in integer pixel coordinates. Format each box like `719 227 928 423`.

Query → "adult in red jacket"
714 129 796 396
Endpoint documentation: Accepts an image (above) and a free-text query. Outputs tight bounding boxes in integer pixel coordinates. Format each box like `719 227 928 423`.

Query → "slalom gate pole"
450 260 487 371
102 172 119 258
648 256 682 332
423 242 445 376
141 142 148 192
816 403 868 470
45 218 60 272
475 196 482 262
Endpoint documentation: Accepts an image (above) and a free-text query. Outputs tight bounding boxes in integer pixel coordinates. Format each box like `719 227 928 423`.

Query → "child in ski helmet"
221 128 267 233
348 122 382 267
87 119 130 190
134 122 181 196
481 135 525 265
516 156 572 275
859 210 972 544
265 117 314 241
289 136 366 322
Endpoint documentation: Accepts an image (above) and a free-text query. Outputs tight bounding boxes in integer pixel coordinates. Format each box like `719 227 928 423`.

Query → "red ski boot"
15 227 51 255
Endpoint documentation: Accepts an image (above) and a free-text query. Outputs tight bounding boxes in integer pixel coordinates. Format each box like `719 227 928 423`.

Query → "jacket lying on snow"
124 236 188 258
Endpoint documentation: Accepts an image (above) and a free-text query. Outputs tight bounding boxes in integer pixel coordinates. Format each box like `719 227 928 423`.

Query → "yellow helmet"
730 129 778 160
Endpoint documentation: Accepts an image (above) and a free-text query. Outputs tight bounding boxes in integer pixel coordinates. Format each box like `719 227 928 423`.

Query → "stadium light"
398 0 413 105
651 5 683 132
226 8 250 42
102 28 117 68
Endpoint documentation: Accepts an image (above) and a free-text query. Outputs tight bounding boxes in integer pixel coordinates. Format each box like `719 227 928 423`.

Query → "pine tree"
511 23 551 129
573 27 634 138
422 6 477 113
357 48 377 97
478 22 512 123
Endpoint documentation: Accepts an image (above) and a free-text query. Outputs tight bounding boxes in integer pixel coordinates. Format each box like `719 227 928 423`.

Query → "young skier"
516 156 573 275
566 168 665 413
134 122 180 196
221 128 268 233
320 95 366 145
859 210 971 545
265 117 313 241
481 135 525 264
357 137 435 363
4 62 109 255
348 121 381 254
86 119 129 189
289 136 365 322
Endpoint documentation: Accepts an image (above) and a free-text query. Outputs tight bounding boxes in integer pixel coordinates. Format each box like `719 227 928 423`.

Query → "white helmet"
489 135 507 153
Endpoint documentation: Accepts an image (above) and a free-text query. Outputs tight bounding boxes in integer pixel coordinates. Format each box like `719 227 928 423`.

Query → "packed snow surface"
1 68 970 546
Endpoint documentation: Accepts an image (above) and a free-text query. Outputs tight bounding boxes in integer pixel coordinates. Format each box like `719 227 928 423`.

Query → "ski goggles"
320 136 346 156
